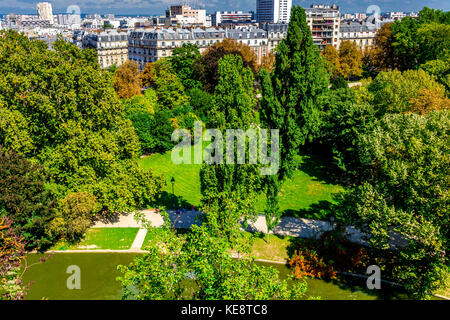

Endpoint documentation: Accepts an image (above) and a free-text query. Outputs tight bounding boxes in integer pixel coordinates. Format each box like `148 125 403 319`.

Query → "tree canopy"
0 30 164 249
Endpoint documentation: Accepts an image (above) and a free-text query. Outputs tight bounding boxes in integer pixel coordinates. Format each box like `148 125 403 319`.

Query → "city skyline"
0 0 448 15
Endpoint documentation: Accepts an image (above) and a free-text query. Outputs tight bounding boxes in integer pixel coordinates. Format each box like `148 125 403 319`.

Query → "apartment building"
340 22 377 49
128 26 270 69
82 30 128 69
226 27 269 64
128 28 226 69
264 23 288 52
166 5 207 26
305 4 340 50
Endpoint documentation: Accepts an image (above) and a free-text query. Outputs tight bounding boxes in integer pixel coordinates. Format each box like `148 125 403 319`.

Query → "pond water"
22 253 412 300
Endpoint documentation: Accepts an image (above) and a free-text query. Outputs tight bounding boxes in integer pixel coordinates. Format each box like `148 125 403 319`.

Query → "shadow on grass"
149 191 195 210
297 151 345 186
297 145 349 185
282 200 334 220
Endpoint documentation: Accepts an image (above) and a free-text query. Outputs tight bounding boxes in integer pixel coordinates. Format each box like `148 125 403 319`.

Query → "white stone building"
82 30 129 69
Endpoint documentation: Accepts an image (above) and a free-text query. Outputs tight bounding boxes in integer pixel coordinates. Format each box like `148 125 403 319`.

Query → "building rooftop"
340 22 377 32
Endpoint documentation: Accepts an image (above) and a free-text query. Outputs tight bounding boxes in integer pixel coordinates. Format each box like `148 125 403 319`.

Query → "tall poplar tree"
200 54 261 241
259 6 329 236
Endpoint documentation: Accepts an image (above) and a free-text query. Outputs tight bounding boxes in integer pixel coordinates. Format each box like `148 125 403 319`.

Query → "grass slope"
50 228 139 250
140 148 343 219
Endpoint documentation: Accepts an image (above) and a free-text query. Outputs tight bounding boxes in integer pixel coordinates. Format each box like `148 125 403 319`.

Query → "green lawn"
140 146 203 209
140 148 343 219
50 228 139 251
245 232 294 262
140 227 293 262
140 227 166 250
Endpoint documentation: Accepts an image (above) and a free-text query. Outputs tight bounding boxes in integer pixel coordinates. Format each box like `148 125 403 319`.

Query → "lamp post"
171 177 175 209
329 216 335 231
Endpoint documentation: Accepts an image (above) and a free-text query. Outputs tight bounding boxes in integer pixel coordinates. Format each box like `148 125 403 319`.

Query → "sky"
0 0 449 15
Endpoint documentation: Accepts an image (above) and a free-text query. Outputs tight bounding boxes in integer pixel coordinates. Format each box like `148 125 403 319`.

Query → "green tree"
260 6 329 181
194 38 258 93
0 149 54 250
319 87 377 179
259 6 329 236
48 192 99 242
420 57 450 96
335 111 449 298
118 211 308 300
367 69 446 114
390 17 421 71
0 106 34 155
330 76 348 90
140 58 190 110
107 63 118 74
52 35 99 69
0 30 164 222
417 23 450 64
200 54 261 241
186 87 214 121
170 43 202 90
150 109 177 153
418 7 450 25
123 89 159 154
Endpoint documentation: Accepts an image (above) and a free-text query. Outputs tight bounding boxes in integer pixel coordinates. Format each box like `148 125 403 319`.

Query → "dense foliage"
1 4 449 300
0 149 54 249
322 40 363 80
335 111 449 298
364 7 450 75
0 216 27 300
200 54 261 240
194 38 258 93
119 211 308 300
0 30 164 248
259 6 329 236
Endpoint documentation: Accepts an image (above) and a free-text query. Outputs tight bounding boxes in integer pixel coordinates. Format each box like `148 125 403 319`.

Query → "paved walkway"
130 228 148 250
93 210 373 247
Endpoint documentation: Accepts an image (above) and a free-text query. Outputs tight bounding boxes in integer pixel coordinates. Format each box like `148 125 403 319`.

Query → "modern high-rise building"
256 0 292 24
37 2 54 25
